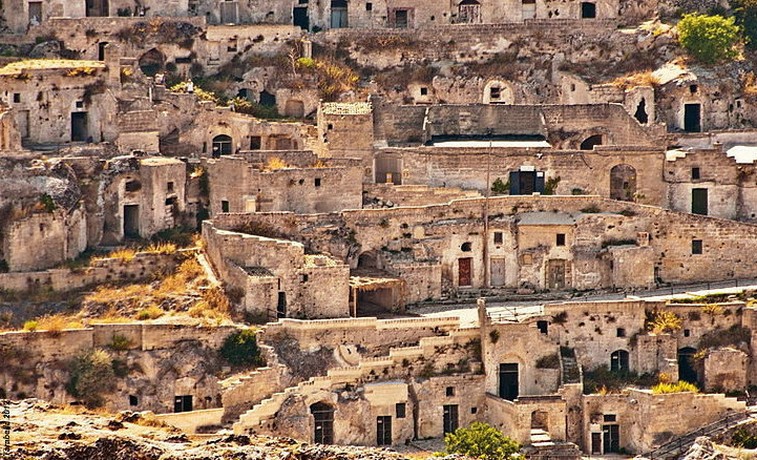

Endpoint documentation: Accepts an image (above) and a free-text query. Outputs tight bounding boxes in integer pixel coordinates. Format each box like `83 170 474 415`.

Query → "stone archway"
211 134 233 158
610 164 637 201
138 48 165 77
580 134 603 150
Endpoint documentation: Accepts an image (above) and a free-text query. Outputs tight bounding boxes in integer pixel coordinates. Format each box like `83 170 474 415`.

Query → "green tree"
444 422 523 460
220 329 266 367
732 0 757 49
491 177 510 195
66 349 117 408
677 13 741 64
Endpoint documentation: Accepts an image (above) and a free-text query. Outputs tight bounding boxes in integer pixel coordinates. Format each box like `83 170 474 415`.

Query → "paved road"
411 278 757 327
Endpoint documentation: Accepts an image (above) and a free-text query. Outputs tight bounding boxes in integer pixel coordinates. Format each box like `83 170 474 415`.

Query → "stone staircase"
233 327 480 434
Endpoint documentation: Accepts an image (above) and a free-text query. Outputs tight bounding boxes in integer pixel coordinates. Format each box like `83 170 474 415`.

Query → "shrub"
491 178 509 195
544 176 561 195
23 320 38 332
135 304 164 320
263 157 289 171
651 381 699 394
732 428 757 448
647 310 682 334
219 329 265 367
733 0 757 49
677 13 741 64
535 353 560 369
66 349 117 408
109 334 132 351
444 422 523 460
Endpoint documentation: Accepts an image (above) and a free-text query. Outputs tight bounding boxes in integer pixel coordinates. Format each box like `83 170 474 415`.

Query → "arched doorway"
610 350 629 372
138 48 165 77
678 347 698 384
357 251 380 270
531 410 549 431
459 0 482 23
580 134 603 150
310 402 334 444
211 135 233 158
609 164 637 201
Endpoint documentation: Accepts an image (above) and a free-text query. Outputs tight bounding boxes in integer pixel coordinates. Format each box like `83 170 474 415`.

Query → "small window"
76 100 84 108
301 274 309 282
366 2 373 11
493 232 503 245
420 87 428 96
684 329 691 337
580 2 596 18
327 123 334 130
691 167 700 180
125 180 141 192
692 239 703 255
314 178 321 187
490 86 501 99
446 386 455 397
461 242 472 252
556 233 566 246
396 402 406 418
471 407 477 414
221 200 230 212
603 414 617 422
129 395 139 406
690 84 698 94
250 136 262 150
167 181 175 193
616 328 626 338
537 320 548 334
12 93 20 103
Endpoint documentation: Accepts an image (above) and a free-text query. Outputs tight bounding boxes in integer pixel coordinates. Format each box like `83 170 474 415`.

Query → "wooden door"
491 258 506 287
458 258 472 287
547 259 566 290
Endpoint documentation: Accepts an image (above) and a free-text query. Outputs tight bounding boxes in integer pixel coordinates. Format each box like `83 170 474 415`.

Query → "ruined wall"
0 108 22 151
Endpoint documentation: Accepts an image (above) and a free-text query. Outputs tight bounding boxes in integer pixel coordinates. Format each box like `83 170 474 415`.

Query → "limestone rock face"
681 437 737 460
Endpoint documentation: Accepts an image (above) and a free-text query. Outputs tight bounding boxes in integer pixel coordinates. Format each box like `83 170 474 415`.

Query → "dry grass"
611 70 660 89
135 304 164 320
743 72 757 98
98 248 137 263
263 157 289 171
23 314 84 333
0 59 105 76
144 242 177 255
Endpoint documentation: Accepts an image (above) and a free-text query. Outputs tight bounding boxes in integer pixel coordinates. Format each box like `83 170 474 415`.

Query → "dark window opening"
221 200 230 212
165 197 177 206
125 180 141 192
460 242 472 252
293 7 309 30
446 386 455 397
366 2 373 11
634 98 648 124
12 93 20 103
684 103 702 133
71 112 88 142
471 407 477 414
301 274 309 282
692 239 703 255
616 328 626 338
124 205 140 238
494 232 503 245
396 403 406 418
537 320 548 334
580 135 603 150
490 86 502 99
420 87 428 96
684 329 691 337
556 233 566 246
690 84 698 94
167 181 175 193
603 414 617 422
250 136 262 150
129 395 139 406
315 178 322 187
259 90 276 107
692 167 700 180
580 2 596 18
395 9 408 28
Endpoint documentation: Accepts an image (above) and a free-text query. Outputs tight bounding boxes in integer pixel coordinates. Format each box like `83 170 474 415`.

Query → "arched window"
610 350 629 372
461 242 472 252
310 402 334 444
138 48 165 77
211 135 233 158
580 134 603 151
609 164 637 201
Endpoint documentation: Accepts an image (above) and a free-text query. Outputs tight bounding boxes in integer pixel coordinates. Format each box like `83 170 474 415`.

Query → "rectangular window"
366 2 372 11
420 87 428 96
396 402 406 418
315 178 322 187
684 329 691 337
12 93 20 103
692 239 703 255
603 414 617 422
494 232 503 244
446 386 455 397
537 320 548 334
691 167 700 180
221 200 230 212
556 233 566 246
167 181 175 193
616 328 626 338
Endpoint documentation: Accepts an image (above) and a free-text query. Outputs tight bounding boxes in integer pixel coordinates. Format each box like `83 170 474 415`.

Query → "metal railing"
642 411 749 459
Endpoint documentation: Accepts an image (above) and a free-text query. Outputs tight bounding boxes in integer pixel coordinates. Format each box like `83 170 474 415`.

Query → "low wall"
156 408 224 433
0 251 190 293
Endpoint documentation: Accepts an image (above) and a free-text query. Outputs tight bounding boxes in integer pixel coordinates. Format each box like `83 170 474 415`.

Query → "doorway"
277 292 287 318
212 135 233 158
443 405 459 434
499 363 519 400
311 402 334 444
684 103 702 132
692 188 708 215
531 410 549 431
678 347 698 384
610 350 629 372
220 1 238 23
394 10 408 28
603 424 620 453
85 0 109 17
490 258 506 287
330 0 348 28
174 395 192 412
458 257 472 287
546 259 566 290
609 164 637 201
71 112 88 141
459 0 481 23
375 154 402 185
123 205 140 238
377 416 392 445
29 2 42 23
293 7 309 30
98 42 109 61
